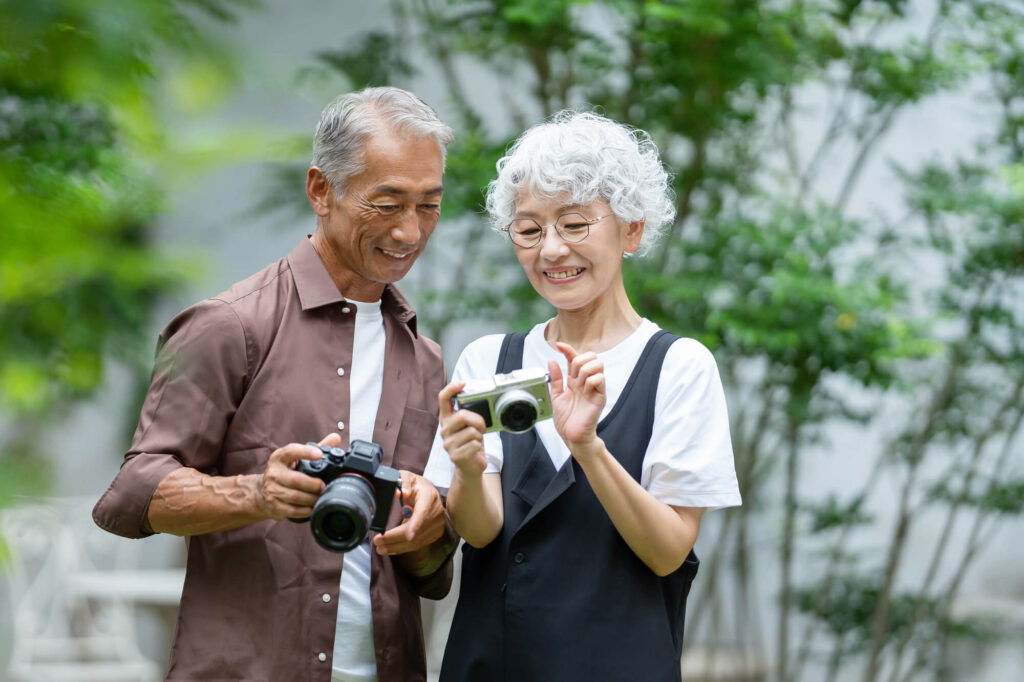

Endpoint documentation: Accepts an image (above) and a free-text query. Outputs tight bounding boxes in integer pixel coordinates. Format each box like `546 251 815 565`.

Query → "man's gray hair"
311 86 455 197
485 110 676 257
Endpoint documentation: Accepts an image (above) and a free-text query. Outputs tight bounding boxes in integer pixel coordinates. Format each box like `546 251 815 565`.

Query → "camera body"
454 366 553 434
291 440 400 553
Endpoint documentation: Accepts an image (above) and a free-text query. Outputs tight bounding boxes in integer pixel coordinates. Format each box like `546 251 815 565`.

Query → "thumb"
438 381 466 418
272 442 324 467
548 359 564 399
318 432 342 448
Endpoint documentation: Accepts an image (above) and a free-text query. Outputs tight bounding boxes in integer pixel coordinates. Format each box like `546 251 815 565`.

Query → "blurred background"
1 1 1022 681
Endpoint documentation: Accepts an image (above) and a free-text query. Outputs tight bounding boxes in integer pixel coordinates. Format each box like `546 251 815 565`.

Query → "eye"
512 223 542 237
373 204 401 215
418 203 441 213
561 222 589 232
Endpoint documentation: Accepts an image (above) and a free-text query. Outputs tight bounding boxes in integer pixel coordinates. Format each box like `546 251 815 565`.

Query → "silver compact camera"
454 366 553 434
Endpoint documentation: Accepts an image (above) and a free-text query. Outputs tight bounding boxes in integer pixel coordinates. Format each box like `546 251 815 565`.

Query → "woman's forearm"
573 438 702 576
446 471 504 548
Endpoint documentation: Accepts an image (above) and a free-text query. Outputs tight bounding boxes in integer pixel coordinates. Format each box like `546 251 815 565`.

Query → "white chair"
1 497 161 682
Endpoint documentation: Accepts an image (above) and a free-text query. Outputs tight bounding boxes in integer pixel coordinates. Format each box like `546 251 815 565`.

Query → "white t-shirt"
423 319 742 510
332 299 385 682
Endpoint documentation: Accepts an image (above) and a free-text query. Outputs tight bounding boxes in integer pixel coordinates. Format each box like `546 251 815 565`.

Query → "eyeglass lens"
507 213 593 247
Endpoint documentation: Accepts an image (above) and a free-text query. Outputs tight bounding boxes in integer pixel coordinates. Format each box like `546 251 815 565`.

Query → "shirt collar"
287 236 419 336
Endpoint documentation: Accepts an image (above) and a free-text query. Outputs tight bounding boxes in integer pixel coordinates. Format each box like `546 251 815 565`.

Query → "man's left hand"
372 471 446 557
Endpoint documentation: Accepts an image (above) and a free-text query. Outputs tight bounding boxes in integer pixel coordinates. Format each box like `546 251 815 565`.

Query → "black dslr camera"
290 440 400 553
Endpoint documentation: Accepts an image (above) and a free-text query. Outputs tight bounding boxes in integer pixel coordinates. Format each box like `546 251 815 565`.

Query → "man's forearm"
147 468 268 536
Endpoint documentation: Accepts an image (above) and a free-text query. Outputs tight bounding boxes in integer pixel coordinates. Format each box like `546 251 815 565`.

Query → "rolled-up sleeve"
92 298 249 538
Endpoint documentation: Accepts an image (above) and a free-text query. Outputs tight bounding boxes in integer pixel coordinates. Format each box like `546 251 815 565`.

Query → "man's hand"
256 432 341 520
372 471 446 556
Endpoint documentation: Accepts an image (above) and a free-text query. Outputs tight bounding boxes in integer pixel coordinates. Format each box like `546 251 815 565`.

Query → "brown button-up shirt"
93 237 450 682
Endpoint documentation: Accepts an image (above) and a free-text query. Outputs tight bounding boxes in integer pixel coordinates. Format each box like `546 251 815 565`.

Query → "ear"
306 167 333 217
623 218 645 254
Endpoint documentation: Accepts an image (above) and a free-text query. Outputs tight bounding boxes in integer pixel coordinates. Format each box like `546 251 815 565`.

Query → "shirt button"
342 306 351 314
317 652 327 662
513 552 525 563
322 593 331 603
336 367 345 377
337 421 345 430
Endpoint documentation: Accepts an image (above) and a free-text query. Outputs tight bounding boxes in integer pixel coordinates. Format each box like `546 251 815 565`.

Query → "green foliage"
0 1 253 477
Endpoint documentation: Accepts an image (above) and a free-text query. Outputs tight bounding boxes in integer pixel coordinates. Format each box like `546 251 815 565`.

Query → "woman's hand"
438 380 489 477
549 342 606 454
437 380 504 547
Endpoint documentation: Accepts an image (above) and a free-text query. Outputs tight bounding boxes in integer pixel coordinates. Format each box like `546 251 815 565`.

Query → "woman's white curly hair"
485 110 676 257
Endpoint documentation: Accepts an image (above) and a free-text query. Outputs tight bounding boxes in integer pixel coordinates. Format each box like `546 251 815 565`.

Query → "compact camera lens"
310 474 377 552
495 389 540 434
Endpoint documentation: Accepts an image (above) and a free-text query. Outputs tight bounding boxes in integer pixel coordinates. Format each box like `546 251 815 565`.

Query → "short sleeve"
92 298 249 538
641 338 742 510
422 334 506 490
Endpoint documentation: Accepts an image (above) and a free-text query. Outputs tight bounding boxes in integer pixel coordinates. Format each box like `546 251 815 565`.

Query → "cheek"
514 249 535 273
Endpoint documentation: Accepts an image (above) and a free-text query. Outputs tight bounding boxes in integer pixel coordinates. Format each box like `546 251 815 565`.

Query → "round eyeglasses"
501 212 614 248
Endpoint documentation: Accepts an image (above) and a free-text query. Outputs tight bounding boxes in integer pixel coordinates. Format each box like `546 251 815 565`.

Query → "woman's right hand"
438 381 489 477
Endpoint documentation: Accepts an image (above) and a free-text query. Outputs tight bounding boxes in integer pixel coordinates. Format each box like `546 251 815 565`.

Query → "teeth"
382 249 411 259
547 268 582 279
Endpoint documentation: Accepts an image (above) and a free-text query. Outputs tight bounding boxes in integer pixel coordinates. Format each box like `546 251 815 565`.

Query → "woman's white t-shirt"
423 319 742 510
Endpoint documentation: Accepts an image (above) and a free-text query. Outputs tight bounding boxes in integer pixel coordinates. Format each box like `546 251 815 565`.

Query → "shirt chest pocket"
392 406 438 474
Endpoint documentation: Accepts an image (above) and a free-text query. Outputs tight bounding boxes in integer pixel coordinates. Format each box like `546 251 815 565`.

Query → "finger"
268 501 317 521
440 410 487 438
442 423 483 450
271 442 324 467
274 468 327 494
570 351 599 379
577 357 604 382
584 373 606 396
266 485 321 508
548 359 564 399
438 381 466 418
554 341 578 365
318 432 341 448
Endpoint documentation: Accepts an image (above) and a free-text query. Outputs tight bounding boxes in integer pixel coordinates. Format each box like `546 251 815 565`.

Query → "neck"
545 286 642 353
310 229 385 302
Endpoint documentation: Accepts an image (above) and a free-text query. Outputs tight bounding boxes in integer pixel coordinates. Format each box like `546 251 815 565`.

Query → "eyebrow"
515 203 584 219
371 185 445 196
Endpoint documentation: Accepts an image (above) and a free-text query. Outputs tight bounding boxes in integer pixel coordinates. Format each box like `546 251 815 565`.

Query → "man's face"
309 129 444 300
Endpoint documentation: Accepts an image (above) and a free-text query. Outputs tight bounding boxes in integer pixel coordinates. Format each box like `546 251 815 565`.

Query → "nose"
390 208 421 245
538 225 569 259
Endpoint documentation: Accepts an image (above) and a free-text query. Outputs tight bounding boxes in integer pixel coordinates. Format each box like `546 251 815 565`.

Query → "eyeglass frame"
501 212 615 248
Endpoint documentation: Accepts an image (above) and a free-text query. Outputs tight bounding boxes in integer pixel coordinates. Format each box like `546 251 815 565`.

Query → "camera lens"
309 474 376 552
495 389 539 434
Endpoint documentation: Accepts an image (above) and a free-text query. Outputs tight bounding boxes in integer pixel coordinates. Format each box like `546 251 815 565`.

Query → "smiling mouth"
381 248 414 260
545 268 584 280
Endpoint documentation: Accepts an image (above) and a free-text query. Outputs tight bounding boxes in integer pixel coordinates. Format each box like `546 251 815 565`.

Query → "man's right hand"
257 432 341 520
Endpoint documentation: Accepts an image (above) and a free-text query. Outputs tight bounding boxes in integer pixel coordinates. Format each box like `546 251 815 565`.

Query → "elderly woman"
422 112 741 681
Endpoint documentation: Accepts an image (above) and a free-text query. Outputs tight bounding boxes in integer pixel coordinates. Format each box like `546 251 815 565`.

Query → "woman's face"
510 192 644 313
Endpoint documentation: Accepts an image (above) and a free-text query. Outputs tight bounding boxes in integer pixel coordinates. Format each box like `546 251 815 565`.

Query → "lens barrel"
494 389 540 434
309 474 377 552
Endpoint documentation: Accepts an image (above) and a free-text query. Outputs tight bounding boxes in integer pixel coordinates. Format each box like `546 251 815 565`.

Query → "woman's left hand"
549 342 606 452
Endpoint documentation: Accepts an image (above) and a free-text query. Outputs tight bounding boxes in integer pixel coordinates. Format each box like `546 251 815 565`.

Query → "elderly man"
93 86 458 682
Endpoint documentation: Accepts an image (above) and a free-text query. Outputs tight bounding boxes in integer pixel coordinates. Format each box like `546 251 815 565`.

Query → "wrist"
453 465 485 486
570 436 606 462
